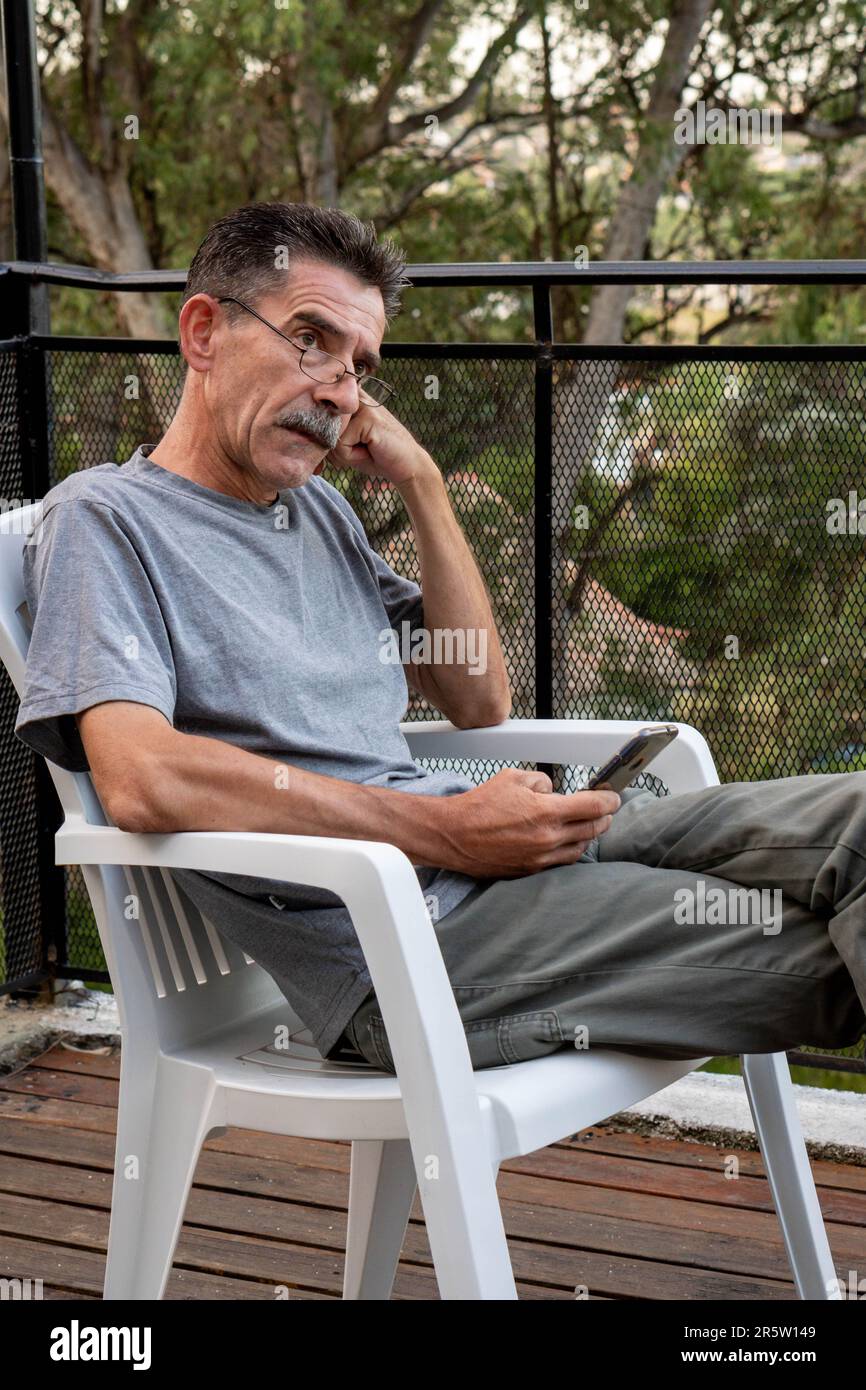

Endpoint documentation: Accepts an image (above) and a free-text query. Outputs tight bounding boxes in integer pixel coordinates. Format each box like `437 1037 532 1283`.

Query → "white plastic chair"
0 502 841 1301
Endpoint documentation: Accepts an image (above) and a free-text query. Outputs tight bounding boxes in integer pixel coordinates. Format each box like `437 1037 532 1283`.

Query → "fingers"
552 812 614 847
495 770 617 812
542 814 616 866
534 838 595 870
582 812 614 840
559 788 621 820
508 768 554 794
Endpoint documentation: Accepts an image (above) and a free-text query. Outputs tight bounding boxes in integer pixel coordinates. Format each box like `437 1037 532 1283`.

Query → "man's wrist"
393 450 445 503
406 790 462 870
360 777 461 871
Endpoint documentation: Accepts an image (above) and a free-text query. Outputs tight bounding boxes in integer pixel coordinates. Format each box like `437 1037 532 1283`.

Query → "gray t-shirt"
15 443 480 1056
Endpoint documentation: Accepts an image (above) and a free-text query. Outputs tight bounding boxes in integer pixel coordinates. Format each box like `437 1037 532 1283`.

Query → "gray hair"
177 201 411 377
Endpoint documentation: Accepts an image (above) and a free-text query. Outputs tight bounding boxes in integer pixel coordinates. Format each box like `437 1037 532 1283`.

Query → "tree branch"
356 0 537 157
364 0 450 134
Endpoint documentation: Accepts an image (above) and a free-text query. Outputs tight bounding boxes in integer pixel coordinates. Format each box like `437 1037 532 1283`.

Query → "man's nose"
311 371 361 415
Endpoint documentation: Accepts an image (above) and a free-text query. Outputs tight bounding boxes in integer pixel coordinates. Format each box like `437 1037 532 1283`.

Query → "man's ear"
313 460 325 475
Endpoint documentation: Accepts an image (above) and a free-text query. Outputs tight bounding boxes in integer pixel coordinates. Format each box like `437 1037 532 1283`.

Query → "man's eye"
298 331 318 346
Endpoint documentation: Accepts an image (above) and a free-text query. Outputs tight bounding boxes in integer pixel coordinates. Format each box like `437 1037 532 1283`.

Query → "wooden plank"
0 1091 117 1133
0 1179 799 1299
555 1128 866 1191
1 1112 863 1270
0 1116 116 1165
44 1287 100 1299
0 1067 119 1108
499 1146 866 1225
8 1100 866 1223
0 1232 339 1299
200 1128 866 1229
497 1163 860 1249
1 1098 863 1259
183 1179 863 1282
205 1128 353 1169
21 1043 121 1081
0 1152 783 1292
0 1154 112 1207
0 1198 580 1300
0 1190 109 1245
199 1122 866 1202
172 1222 791 1300
169 1272 340 1300
0 1145 836 1301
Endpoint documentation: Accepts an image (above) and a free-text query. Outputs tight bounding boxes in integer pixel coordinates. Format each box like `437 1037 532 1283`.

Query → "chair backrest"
0 502 290 1049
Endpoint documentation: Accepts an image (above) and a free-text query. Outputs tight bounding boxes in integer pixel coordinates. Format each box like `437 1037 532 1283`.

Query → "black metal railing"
1 256 865 1080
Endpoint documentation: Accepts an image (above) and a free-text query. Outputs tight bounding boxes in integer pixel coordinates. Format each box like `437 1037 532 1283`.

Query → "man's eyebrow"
282 309 382 373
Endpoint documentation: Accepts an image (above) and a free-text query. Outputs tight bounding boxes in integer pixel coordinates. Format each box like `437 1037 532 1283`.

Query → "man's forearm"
106 709 620 882
396 458 511 726
127 723 451 867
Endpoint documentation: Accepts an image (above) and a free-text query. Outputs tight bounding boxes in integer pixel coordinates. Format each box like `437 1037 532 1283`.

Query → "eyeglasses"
214 295 395 406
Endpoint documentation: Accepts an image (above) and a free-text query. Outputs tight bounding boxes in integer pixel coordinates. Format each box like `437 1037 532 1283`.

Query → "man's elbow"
103 778 167 834
449 690 512 730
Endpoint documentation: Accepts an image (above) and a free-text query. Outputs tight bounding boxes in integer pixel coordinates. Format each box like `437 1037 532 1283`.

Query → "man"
15 202 866 1073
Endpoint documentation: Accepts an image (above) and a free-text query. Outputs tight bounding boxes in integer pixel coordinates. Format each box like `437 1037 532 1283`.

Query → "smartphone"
587 725 679 794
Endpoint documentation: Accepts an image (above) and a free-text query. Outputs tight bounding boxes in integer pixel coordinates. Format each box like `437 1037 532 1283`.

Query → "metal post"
533 283 554 724
2 0 49 282
1 0 65 992
532 284 555 788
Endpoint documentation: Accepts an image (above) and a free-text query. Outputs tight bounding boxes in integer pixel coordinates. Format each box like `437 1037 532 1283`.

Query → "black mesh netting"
0 345 44 985
0 342 862 1072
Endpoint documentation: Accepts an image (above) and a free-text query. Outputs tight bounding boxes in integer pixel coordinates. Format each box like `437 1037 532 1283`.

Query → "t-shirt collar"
124 443 294 520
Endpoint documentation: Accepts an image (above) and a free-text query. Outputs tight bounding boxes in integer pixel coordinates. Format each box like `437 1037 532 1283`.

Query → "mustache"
276 414 341 448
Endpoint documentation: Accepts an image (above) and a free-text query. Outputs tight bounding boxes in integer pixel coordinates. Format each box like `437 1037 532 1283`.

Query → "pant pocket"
366 1007 566 1073
367 1014 504 1072
495 1009 564 1064
367 1015 397 1073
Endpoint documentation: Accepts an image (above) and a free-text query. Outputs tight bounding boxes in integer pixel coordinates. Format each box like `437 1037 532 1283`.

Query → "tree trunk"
291 0 340 204
0 82 177 440
550 0 712 716
583 0 712 345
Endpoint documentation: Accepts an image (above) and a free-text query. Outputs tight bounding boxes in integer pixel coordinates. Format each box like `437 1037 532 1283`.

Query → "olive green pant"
337 773 866 1074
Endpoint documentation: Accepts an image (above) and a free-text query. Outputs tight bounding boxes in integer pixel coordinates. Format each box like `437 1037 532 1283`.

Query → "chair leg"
741 1052 842 1300
343 1139 417 1299
417 1152 517 1299
104 1053 219 1300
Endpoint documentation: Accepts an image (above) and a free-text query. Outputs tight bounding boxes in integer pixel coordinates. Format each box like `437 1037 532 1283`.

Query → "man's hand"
320 391 432 488
429 769 621 878
319 390 511 728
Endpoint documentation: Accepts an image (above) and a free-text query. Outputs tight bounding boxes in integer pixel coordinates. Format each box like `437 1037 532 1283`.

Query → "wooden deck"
0 1040 864 1300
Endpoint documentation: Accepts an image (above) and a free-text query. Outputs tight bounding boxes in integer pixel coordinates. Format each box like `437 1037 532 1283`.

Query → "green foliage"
560 358 866 780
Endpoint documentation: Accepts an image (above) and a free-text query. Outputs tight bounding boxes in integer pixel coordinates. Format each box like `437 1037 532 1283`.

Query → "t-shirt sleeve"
14 496 177 772
367 546 424 632
316 475 425 631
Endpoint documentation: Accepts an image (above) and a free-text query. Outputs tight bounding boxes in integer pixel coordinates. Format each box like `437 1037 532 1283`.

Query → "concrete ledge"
0 987 120 1074
611 1067 866 1167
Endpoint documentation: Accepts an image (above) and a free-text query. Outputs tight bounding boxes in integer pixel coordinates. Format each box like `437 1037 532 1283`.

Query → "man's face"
196 259 388 496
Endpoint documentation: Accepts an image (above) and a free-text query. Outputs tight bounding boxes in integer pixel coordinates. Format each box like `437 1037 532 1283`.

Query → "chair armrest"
401 717 720 794
54 819 499 1226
